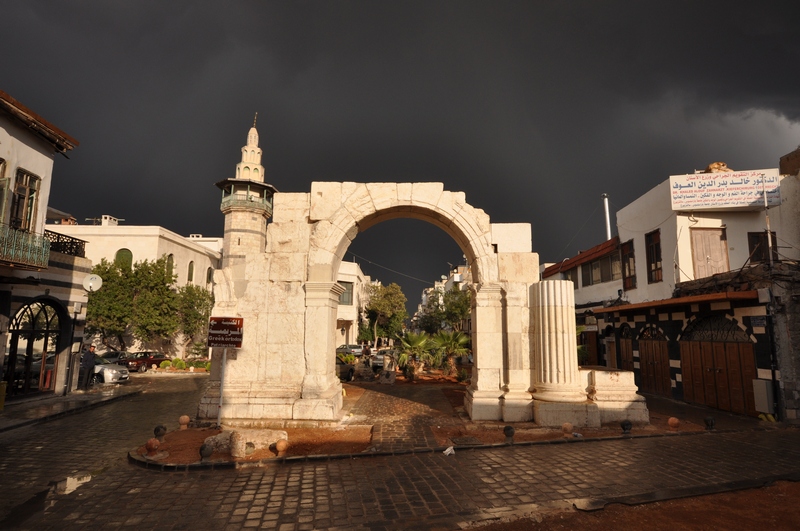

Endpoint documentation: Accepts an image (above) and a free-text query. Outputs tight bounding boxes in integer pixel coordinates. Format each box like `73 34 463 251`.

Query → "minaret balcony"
220 195 273 217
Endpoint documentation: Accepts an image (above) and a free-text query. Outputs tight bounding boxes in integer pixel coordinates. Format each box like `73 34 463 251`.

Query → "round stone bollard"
275 439 289 457
199 443 213 461
668 417 680 430
154 425 167 442
230 432 247 458
179 415 191 430
145 438 160 455
561 422 573 437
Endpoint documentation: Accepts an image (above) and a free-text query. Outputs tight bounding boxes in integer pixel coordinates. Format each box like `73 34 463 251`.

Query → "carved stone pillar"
464 283 504 420
294 281 344 420
501 284 533 421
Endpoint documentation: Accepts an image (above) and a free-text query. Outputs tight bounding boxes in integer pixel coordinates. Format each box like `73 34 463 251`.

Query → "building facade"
543 159 800 421
1 90 89 401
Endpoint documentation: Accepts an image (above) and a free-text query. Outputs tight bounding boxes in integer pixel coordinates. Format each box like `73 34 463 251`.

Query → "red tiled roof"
542 236 620 278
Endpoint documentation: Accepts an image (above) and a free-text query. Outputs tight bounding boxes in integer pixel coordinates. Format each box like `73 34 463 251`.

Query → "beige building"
334 260 375 346
47 214 222 288
1 90 89 401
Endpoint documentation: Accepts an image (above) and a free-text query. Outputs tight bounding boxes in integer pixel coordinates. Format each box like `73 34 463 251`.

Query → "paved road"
1 377 800 530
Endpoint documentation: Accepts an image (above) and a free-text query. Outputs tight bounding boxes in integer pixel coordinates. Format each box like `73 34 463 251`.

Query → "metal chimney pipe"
602 193 611 241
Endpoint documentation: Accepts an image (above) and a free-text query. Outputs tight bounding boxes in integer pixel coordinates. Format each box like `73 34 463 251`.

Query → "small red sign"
208 317 244 348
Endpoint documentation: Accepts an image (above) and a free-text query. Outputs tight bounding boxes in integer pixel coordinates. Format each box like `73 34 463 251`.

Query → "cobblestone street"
1 376 800 530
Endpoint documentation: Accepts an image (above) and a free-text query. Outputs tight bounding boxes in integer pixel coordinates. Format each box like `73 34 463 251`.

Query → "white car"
93 357 130 384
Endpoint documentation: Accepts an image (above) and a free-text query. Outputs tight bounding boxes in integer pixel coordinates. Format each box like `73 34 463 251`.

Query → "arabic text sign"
669 169 781 211
208 317 243 348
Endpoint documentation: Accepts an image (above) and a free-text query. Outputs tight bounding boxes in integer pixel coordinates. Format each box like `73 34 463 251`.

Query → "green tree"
431 330 470 375
365 283 407 348
86 258 134 349
417 294 446 335
442 287 471 332
177 284 214 349
130 256 179 343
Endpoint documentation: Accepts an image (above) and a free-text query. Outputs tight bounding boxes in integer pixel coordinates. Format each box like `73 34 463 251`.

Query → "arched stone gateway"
198 126 646 427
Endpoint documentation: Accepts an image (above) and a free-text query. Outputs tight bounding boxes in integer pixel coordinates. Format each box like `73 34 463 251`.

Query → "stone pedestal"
585 367 650 424
533 399 601 427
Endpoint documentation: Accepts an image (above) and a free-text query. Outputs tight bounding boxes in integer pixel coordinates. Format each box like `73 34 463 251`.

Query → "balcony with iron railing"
45 230 86 258
0 225 86 270
0 223 51 269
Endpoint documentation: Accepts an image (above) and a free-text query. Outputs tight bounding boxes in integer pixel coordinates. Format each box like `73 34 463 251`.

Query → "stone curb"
572 471 800 511
126 425 781 472
0 387 145 434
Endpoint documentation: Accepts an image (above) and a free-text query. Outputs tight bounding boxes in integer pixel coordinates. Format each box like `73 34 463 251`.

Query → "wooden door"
620 338 634 371
691 228 730 278
639 339 671 397
679 340 758 417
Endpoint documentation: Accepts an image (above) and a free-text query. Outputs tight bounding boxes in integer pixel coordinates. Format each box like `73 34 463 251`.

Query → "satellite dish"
83 274 103 292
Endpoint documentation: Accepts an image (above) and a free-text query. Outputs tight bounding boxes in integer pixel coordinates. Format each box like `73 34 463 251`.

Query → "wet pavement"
0 374 798 530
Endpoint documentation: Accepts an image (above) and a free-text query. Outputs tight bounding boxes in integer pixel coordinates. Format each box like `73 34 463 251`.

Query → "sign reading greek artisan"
208 317 244 348
669 169 781 211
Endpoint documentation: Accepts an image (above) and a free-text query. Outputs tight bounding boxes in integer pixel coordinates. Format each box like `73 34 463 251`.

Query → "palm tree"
397 331 431 377
432 330 470 375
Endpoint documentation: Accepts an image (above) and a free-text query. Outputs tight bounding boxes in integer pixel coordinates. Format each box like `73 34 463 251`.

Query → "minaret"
216 115 278 269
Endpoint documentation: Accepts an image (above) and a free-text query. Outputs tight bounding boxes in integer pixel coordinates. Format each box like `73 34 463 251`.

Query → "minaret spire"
253 112 258 128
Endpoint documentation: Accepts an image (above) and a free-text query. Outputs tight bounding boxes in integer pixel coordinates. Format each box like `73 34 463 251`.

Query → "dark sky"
4 1 800 312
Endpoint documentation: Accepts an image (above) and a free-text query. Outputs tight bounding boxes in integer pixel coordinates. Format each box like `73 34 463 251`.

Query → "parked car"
119 351 171 372
336 344 363 357
99 350 123 364
336 357 355 382
93 357 130 384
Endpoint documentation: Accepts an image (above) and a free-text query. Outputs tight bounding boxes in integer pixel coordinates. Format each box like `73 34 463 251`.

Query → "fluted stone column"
531 280 586 402
464 283 504 420
294 281 344 420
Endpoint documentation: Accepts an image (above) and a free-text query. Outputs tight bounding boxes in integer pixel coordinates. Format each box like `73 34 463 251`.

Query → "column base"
501 392 534 422
465 388 503 421
533 399 601 428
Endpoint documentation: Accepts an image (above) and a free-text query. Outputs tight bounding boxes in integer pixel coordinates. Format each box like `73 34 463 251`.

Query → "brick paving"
1 376 799 530
346 383 463 451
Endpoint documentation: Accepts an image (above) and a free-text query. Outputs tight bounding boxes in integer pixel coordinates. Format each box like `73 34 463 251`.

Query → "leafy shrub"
456 368 469 382
171 358 181 367
205 361 211 371
174 359 186 370
338 353 355 365
159 360 171 369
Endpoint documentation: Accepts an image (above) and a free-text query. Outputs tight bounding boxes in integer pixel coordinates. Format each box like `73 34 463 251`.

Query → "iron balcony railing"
45 230 86 258
0 223 50 269
220 195 273 216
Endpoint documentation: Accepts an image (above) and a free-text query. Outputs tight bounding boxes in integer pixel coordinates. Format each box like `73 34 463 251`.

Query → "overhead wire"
346 251 436 286
554 203 601 260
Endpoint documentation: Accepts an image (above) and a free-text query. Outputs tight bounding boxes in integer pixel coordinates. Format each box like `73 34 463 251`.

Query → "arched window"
187 261 194 284
206 267 214 285
115 248 133 270
166 254 174 275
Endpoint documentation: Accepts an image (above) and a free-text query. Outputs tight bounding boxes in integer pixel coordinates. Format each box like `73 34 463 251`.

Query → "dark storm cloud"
3 1 800 309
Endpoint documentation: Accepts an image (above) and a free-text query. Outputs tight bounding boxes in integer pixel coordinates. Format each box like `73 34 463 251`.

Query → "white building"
335 259 375 346
1 90 88 401
543 158 800 422
47 215 222 288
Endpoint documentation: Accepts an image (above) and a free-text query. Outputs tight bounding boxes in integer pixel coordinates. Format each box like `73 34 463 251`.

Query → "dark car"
119 351 171 373
336 357 354 382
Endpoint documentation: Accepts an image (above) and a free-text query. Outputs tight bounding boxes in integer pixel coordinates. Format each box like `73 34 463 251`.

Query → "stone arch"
306 182 497 285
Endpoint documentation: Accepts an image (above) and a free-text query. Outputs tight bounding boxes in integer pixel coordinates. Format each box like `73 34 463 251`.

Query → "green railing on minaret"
220 195 273 217
0 223 51 269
